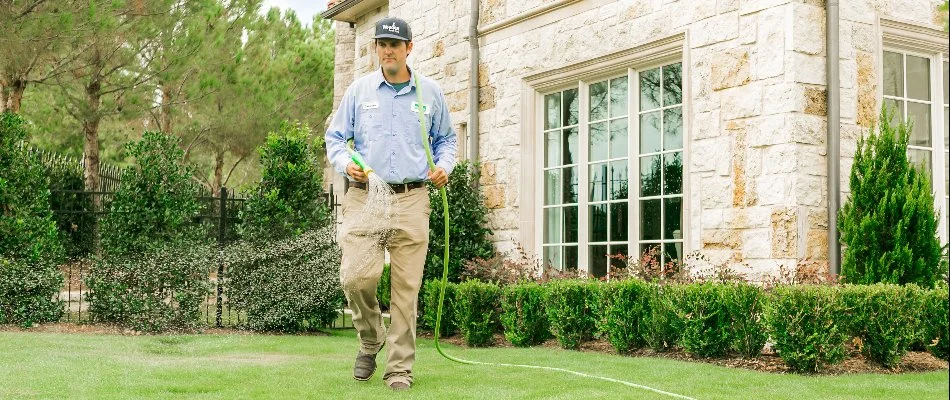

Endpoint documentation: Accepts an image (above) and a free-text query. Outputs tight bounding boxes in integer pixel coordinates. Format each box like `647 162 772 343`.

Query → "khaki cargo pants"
339 185 430 386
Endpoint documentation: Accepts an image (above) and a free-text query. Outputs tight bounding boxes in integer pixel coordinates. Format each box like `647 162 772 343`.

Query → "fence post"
215 186 227 328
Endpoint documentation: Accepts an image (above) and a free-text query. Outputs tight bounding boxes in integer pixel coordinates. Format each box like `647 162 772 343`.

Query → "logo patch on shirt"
362 101 379 110
411 102 430 115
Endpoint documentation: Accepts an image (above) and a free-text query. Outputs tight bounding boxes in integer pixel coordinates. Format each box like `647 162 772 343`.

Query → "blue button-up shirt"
326 68 458 184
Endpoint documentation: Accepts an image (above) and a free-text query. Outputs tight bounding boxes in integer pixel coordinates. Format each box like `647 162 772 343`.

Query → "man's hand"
428 167 448 188
347 162 368 183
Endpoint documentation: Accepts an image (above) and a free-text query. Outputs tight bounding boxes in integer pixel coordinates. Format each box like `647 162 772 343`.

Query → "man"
325 17 457 392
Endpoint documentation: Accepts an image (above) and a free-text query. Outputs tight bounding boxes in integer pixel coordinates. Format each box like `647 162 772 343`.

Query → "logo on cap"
382 23 400 33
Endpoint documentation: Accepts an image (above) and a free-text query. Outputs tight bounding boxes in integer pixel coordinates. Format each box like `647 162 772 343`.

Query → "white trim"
880 18 950 55
578 81 591 273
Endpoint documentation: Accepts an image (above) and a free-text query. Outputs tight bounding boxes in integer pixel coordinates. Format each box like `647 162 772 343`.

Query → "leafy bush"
839 108 944 287
674 282 732 357
239 122 330 241
642 284 682 352
726 283 768 358
840 284 923 368
0 112 64 326
376 264 391 311
426 160 494 283
99 131 204 256
46 162 95 258
421 279 457 337
545 279 599 350
461 245 538 286
225 227 343 332
920 287 949 360
597 279 651 354
500 282 549 346
85 241 213 332
766 285 848 372
454 279 501 347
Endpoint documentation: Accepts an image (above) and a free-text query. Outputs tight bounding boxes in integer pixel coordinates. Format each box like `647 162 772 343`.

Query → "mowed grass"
0 328 946 400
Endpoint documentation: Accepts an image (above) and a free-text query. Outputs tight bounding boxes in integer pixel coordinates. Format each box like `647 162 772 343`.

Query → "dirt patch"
424 333 948 375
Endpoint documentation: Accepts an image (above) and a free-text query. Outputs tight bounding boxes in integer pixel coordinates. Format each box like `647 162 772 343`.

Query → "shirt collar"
374 66 417 91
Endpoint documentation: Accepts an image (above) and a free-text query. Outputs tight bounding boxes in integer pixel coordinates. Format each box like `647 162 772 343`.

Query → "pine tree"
839 108 944 287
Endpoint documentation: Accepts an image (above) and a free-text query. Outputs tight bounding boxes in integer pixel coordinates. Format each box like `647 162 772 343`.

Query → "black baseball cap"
373 17 412 41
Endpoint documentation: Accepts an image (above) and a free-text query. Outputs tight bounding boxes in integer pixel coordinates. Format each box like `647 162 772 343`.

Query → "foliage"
461 245 539 286
85 241 213 332
454 280 501 347
920 287 949 360
840 284 924 368
544 279 599 350
99 131 204 256
673 282 732 358
0 113 64 326
642 284 683 352
726 283 768 358
421 279 457 337
597 279 652 354
500 282 550 346
426 161 495 283
839 108 944 287
225 227 343 332
766 285 848 372
238 122 330 241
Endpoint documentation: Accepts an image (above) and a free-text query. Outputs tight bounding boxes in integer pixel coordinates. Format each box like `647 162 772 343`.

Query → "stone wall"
327 0 946 278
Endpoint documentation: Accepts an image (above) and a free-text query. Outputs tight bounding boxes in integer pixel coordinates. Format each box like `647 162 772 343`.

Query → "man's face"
376 38 412 76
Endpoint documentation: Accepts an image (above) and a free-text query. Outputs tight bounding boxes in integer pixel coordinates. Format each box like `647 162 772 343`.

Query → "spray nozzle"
346 147 373 174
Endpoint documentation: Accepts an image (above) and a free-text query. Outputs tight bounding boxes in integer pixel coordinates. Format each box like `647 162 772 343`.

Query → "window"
541 62 684 276
882 50 950 245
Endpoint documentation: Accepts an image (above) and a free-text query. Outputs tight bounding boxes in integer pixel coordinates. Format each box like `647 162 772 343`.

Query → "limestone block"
762 144 798 174
791 3 825 55
743 229 773 258
756 174 793 205
701 176 733 208
483 184 506 209
855 51 877 127
702 229 743 250
691 12 739 47
710 48 752 91
770 207 797 258
794 175 825 206
804 86 827 117
739 0 789 15
694 110 722 139
720 83 763 120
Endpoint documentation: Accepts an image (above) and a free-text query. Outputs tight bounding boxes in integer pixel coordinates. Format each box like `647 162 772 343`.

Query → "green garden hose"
412 76 696 400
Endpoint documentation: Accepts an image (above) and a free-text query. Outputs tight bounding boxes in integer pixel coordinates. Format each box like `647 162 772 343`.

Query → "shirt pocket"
357 109 383 142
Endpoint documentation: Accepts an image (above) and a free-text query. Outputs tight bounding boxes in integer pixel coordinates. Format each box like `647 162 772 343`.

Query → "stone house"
322 0 949 279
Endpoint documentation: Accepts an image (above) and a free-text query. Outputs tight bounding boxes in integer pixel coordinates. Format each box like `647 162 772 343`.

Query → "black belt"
349 180 425 193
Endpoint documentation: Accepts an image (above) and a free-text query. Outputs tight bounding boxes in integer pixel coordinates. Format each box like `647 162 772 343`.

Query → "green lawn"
0 328 946 400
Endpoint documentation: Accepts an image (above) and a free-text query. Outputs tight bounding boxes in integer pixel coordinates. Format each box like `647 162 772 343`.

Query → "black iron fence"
50 185 351 329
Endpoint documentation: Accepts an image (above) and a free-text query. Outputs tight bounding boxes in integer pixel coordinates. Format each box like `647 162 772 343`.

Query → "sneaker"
353 350 379 381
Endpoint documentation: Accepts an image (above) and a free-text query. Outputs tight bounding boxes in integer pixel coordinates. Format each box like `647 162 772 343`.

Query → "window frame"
880 18 950 247
535 60 687 275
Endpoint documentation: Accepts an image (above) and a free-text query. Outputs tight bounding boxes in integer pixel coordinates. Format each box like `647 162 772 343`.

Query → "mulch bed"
420 332 948 375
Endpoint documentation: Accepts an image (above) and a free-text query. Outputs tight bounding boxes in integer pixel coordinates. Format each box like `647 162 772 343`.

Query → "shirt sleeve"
429 89 458 175
325 86 357 177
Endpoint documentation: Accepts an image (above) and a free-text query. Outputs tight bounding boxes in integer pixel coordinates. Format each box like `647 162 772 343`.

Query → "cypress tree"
839 108 944 287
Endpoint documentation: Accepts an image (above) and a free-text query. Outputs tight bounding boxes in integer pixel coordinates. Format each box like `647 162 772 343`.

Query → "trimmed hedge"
421 279 457 337
727 283 768 358
842 284 925 368
500 282 550 347
766 285 848 372
454 280 501 347
545 279 599 350
597 279 651 354
675 282 732 357
920 287 949 360
643 284 682 352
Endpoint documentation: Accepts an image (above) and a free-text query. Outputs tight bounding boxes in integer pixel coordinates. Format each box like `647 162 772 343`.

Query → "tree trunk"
83 78 102 196
0 76 27 113
160 84 173 133
213 149 224 196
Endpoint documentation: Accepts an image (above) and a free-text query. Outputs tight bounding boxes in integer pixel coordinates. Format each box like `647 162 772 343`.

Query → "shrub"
642 284 683 352
239 122 331 241
45 162 95 258
920 287 949 360
838 108 943 287
840 284 923 368
225 228 343 332
461 245 538 286
597 279 651 354
426 160 494 283
454 279 501 347
421 279 457 337
0 112 64 326
766 285 848 372
545 279 599 350
674 282 732 358
99 131 204 256
726 283 768 358
500 282 550 346
85 241 213 332
376 264 391 311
